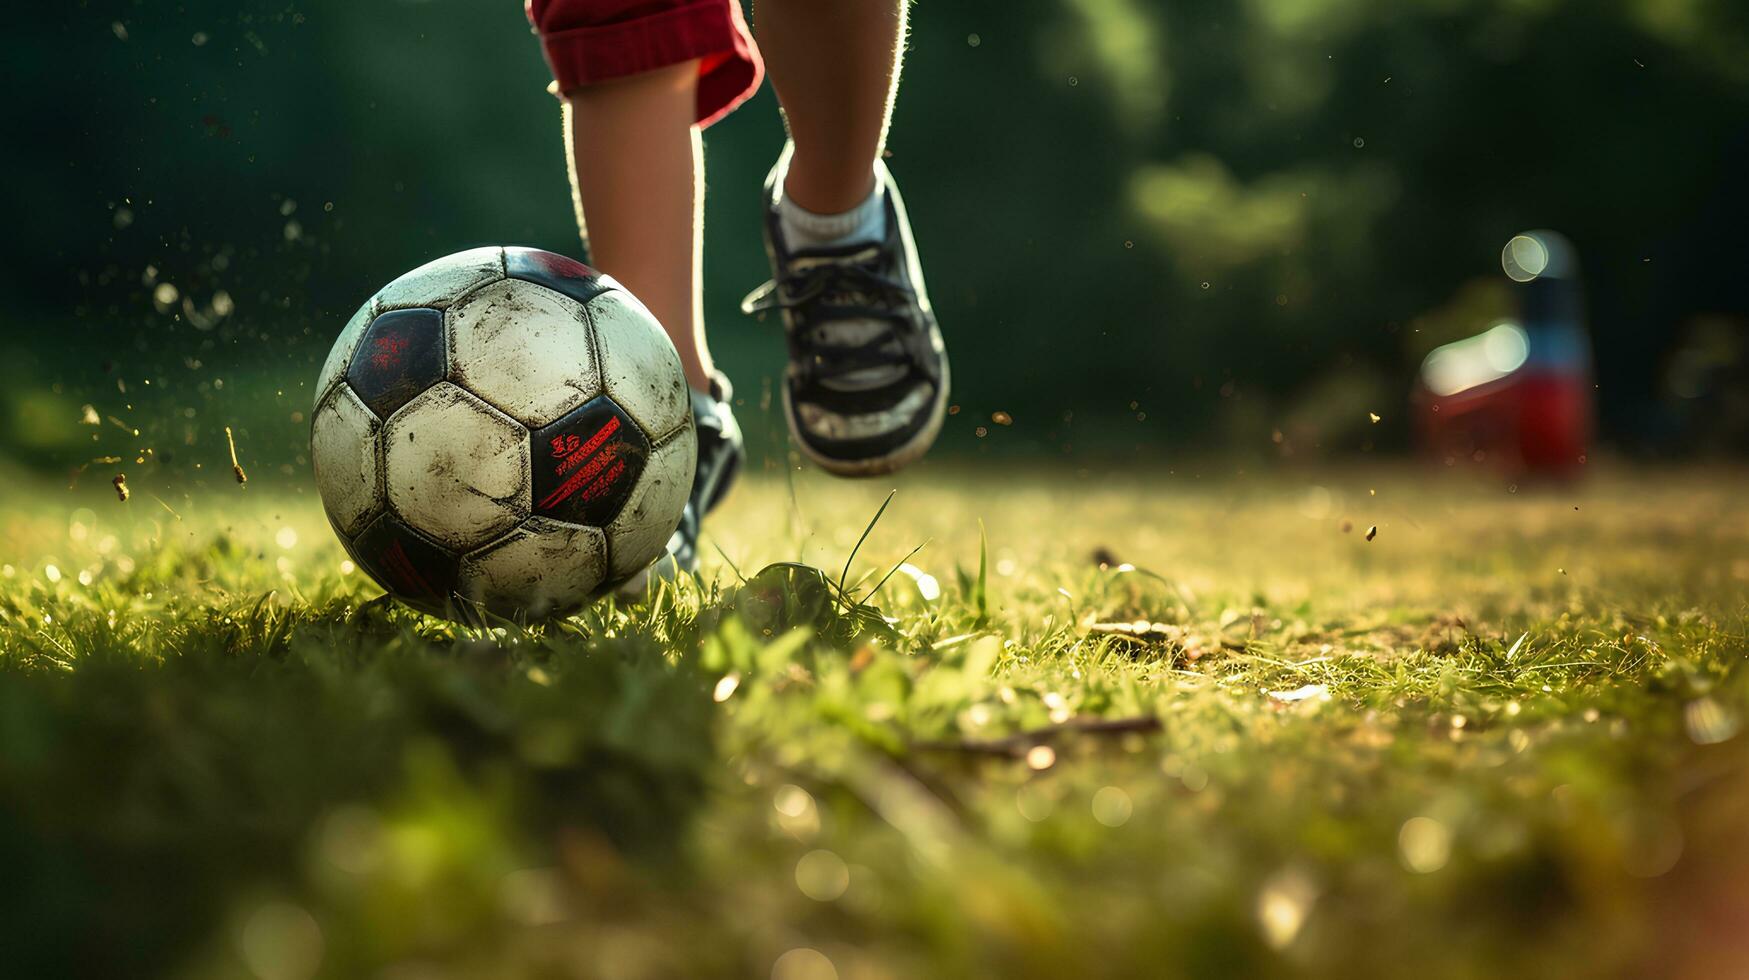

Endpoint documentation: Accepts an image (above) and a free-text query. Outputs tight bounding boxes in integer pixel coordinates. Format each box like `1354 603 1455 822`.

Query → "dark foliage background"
5 0 1748 479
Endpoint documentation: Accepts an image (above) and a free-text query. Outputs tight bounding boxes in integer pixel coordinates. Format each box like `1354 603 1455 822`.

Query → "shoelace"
741 248 921 384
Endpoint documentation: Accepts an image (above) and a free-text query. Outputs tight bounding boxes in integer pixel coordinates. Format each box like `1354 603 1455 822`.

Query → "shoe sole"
783 348 950 477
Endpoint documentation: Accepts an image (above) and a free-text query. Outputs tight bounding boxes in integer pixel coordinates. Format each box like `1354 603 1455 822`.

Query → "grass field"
3 461 1748 979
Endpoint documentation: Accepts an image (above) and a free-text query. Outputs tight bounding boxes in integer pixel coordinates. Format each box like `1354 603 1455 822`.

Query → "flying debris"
225 426 248 486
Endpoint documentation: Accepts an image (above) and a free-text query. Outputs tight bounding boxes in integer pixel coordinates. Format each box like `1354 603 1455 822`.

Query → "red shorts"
525 0 763 129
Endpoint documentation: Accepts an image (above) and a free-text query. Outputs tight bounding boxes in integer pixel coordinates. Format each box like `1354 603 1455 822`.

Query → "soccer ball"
310 247 696 621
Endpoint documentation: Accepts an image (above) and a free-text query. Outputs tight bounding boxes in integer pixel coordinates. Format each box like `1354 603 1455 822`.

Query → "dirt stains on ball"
314 248 693 622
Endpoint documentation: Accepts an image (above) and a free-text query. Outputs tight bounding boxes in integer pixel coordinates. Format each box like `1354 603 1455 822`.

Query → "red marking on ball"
532 251 599 280
380 538 433 597
539 444 622 510
369 333 410 370
538 416 626 510
580 458 627 503
554 416 620 476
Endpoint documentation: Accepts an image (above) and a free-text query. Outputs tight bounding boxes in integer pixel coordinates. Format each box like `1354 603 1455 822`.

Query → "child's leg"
528 0 758 579
562 62 744 583
743 0 947 477
755 0 908 213
561 62 714 394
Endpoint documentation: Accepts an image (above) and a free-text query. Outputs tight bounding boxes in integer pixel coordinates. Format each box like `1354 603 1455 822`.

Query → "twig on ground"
912 715 1162 758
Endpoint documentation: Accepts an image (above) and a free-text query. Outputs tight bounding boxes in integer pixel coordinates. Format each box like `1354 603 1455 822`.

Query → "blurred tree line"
5 0 1749 479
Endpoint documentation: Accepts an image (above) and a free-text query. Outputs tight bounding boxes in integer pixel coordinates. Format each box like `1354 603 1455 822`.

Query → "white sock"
777 175 887 251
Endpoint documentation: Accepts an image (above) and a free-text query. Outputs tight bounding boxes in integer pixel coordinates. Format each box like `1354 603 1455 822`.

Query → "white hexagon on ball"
384 382 531 552
605 433 696 581
375 246 503 311
591 290 690 440
310 383 384 537
449 279 601 428
460 517 608 618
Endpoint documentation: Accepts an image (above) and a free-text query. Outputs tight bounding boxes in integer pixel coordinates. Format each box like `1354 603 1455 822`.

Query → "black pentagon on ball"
346 307 447 419
504 246 613 307
529 395 649 528
350 511 461 615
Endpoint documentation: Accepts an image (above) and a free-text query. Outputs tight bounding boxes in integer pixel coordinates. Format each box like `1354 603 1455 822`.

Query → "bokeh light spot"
1502 234 1549 282
1399 816 1452 873
238 901 323 980
772 947 837 980
1091 786 1133 827
795 849 850 901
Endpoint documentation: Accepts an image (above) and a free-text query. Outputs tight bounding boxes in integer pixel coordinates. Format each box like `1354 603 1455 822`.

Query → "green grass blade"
838 489 897 601
974 519 989 626
862 539 931 608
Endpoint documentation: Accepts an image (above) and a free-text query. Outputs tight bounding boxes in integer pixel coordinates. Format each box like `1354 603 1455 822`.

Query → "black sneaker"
741 145 950 476
620 372 742 592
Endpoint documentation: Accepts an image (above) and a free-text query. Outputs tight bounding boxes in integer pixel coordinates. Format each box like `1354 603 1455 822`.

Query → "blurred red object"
1414 231 1593 478
1416 366 1591 476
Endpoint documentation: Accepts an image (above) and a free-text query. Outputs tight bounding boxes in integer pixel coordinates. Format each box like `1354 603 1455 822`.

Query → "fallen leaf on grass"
1086 620 1223 663
1088 620 1178 642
